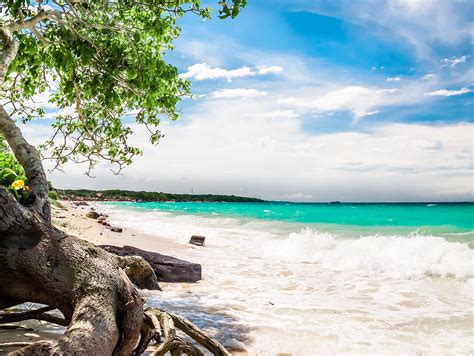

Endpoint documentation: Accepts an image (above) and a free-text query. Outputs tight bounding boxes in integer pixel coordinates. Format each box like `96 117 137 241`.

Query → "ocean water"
99 202 474 355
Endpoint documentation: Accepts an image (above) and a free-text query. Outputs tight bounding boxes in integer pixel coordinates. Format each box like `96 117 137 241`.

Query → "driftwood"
189 235 206 247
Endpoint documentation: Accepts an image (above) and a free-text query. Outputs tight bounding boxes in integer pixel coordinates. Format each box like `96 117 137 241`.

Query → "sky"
21 0 474 202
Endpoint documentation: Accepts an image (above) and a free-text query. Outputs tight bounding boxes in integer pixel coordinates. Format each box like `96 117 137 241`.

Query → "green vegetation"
4 0 246 176
0 135 30 203
60 189 264 203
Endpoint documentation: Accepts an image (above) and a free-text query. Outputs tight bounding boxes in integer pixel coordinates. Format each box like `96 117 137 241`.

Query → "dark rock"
100 245 202 283
189 235 205 246
110 227 122 233
86 211 100 219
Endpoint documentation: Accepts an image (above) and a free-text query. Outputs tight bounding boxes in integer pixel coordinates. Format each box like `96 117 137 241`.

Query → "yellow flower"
11 180 25 190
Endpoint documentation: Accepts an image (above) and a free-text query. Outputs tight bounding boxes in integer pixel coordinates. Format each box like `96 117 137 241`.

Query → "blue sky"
22 0 474 201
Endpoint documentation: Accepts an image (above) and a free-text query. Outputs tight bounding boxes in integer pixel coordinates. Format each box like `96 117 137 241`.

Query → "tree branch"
0 105 50 220
0 28 19 88
8 9 64 33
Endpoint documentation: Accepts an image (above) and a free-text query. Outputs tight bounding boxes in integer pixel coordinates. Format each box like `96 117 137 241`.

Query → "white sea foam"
262 227 473 280
97 204 474 354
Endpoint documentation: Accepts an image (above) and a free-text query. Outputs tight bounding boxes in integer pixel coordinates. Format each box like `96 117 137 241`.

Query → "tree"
0 1 245 354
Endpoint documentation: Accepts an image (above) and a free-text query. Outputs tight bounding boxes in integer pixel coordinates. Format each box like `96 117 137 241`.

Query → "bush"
48 190 59 200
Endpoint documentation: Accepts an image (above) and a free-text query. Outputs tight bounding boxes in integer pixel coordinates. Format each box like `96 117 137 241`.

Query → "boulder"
86 211 100 219
100 245 202 283
189 235 205 246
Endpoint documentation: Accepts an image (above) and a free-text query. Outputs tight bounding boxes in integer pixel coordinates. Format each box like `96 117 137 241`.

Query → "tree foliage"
1 0 246 175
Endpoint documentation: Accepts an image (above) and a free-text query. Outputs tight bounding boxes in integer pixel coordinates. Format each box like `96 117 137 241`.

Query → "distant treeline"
58 189 264 203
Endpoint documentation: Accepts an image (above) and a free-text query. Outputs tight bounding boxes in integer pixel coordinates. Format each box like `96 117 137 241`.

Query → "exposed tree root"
0 306 67 326
135 307 231 356
0 305 231 355
0 343 33 349
116 255 162 291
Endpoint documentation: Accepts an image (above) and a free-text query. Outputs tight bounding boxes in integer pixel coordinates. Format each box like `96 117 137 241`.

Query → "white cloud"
278 85 403 120
422 73 437 80
442 55 469 68
28 95 473 202
180 63 283 82
210 88 268 99
249 110 299 119
256 66 283 75
426 87 472 97
386 76 401 82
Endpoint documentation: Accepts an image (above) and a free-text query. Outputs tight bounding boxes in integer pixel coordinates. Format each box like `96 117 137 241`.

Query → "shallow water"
100 202 474 355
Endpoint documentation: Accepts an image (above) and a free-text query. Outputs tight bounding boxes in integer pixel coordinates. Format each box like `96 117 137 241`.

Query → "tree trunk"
0 219 144 355
0 109 144 355
0 29 144 353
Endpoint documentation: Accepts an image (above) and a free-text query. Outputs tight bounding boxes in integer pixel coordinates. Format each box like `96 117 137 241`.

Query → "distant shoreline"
57 188 473 204
57 188 265 203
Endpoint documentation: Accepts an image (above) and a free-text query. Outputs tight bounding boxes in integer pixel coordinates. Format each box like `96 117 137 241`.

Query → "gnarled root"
0 306 67 326
135 307 230 356
116 255 162 291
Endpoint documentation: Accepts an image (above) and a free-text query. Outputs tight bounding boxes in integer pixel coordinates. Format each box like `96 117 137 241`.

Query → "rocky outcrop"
100 245 202 283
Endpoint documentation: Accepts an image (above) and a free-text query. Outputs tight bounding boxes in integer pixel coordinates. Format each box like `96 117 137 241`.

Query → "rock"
189 235 205 246
100 245 202 283
98 216 107 222
73 201 89 206
110 227 123 233
86 211 100 219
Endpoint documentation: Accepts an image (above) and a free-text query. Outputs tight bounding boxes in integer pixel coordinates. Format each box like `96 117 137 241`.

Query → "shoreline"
54 201 184 254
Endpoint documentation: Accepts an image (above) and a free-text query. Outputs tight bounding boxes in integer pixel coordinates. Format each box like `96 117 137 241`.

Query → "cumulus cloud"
425 87 472 97
442 55 469 68
386 76 401 82
180 63 283 81
278 85 402 120
210 88 268 99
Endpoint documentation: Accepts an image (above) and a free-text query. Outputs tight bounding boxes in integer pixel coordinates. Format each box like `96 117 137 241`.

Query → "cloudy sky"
22 0 473 202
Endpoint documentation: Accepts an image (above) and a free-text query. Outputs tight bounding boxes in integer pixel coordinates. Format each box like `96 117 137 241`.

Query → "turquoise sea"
100 201 474 354
107 201 474 244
